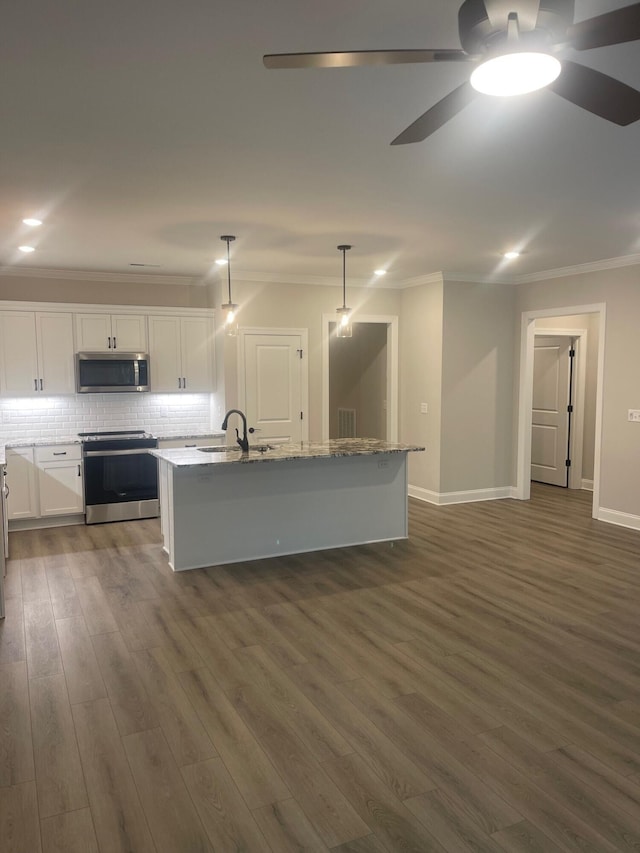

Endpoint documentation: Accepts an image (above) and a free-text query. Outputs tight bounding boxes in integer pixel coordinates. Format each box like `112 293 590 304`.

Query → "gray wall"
399 278 444 494
0 272 212 308
515 264 640 517
218 278 401 442
440 281 516 493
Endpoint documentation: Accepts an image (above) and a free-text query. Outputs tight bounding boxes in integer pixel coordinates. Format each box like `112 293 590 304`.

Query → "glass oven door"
83 450 158 507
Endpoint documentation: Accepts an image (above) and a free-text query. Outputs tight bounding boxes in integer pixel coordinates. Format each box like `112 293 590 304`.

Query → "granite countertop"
155 432 225 441
1 436 82 464
0 431 227 465
150 438 425 468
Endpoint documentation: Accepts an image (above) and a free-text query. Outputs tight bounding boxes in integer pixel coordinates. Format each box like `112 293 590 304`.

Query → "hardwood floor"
1 483 640 851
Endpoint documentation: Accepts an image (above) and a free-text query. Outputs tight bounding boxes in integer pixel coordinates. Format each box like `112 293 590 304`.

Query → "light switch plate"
628 409 640 422
420 402 428 414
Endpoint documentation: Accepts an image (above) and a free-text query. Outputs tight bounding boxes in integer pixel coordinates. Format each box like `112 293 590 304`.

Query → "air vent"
338 408 357 438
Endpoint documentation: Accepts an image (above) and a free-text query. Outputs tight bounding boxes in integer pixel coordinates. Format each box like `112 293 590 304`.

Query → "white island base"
157 451 409 571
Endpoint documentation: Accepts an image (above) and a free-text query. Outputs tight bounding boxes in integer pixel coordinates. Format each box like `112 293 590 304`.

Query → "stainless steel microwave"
76 352 150 393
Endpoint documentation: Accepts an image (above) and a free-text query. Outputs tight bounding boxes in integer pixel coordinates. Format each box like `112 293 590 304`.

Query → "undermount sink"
197 444 275 454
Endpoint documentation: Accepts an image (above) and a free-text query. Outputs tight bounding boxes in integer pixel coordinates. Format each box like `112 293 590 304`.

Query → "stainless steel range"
80 429 159 524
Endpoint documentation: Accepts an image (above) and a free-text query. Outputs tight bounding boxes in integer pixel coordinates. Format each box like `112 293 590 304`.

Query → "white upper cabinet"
75 313 147 352
0 311 75 396
148 314 213 392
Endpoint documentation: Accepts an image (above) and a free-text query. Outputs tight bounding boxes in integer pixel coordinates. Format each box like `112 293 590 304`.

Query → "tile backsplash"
0 392 220 442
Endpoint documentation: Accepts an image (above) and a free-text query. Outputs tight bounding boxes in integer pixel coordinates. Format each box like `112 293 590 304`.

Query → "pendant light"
336 244 352 338
220 235 239 336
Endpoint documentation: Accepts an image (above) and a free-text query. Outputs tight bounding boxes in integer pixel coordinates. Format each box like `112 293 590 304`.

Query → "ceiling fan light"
470 52 561 97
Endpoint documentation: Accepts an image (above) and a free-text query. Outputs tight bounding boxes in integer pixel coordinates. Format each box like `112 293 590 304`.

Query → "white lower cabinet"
6 444 83 522
35 445 83 516
5 448 39 520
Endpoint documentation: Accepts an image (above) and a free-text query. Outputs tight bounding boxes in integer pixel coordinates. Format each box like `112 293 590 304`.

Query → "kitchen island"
151 438 424 571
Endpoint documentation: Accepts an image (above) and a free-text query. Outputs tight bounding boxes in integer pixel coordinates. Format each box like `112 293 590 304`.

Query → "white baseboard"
581 479 594 491
596 507 640 532
408 485 515 506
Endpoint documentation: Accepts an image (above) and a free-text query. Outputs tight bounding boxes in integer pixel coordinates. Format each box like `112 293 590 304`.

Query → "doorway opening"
532 319 598 491
516 303 606 519
322 314 399 442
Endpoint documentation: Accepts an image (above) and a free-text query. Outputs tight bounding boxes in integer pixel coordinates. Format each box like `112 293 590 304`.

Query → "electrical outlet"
629 409 640 422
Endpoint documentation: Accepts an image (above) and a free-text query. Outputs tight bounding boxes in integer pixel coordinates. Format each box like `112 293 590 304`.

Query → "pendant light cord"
338 244 351 309
221 235 236 304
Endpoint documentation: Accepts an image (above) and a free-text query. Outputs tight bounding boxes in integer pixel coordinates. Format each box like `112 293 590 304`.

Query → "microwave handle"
134 360 140 386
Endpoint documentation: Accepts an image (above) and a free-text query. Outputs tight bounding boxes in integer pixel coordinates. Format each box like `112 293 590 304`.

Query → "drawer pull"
185 444 196 448
53 451 67 456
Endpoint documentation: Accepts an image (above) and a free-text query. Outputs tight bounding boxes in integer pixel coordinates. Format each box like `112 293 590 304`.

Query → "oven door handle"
83 449 155 457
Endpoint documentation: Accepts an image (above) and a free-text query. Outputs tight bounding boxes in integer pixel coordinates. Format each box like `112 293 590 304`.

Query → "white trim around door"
321 314 399 443
533 327 588 490
515 304 606 521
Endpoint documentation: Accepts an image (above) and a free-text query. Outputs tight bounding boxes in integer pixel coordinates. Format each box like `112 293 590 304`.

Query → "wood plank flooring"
1 483 640 851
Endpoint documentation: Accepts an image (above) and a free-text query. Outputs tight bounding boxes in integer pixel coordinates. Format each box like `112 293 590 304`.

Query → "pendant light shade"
220 235 239 337
336 244 352 338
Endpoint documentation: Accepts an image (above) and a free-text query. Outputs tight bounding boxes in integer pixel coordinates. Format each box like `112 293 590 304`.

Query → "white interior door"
241 332 307 444
531 336 572 486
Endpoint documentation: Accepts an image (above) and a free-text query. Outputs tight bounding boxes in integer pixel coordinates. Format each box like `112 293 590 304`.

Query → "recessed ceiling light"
503 251 520 260
22 217 43 227
215 258 228 266
18 245 35 253
374 269 387 276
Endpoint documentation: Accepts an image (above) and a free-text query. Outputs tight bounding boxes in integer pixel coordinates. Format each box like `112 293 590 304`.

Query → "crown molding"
441 271 518 285
3 250 640 292
0 266 199 286
398 271 444 289
228 269 402 289
512 252 640 284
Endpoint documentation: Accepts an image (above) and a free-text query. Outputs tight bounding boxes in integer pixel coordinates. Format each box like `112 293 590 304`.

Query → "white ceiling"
1 0 639 285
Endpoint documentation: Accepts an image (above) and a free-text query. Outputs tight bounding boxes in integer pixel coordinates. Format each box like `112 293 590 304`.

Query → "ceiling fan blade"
568 2 640 50
549 59 640 125
263 49 469 70
391 81 479 145
483 0 541 31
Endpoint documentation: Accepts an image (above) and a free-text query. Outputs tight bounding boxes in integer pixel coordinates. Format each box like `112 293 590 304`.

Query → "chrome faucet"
221 408 251 452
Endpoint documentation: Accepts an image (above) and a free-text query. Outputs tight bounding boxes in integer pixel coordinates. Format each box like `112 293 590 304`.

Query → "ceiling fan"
263 0 640 144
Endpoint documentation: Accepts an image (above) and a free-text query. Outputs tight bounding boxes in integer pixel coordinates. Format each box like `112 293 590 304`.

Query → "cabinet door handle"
108 336 112 349
178 377 182 389
113 336 117 349
78 464 81 476
53 451 67 456
183 377 187 389
40 378 43 391
34 379 38 391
